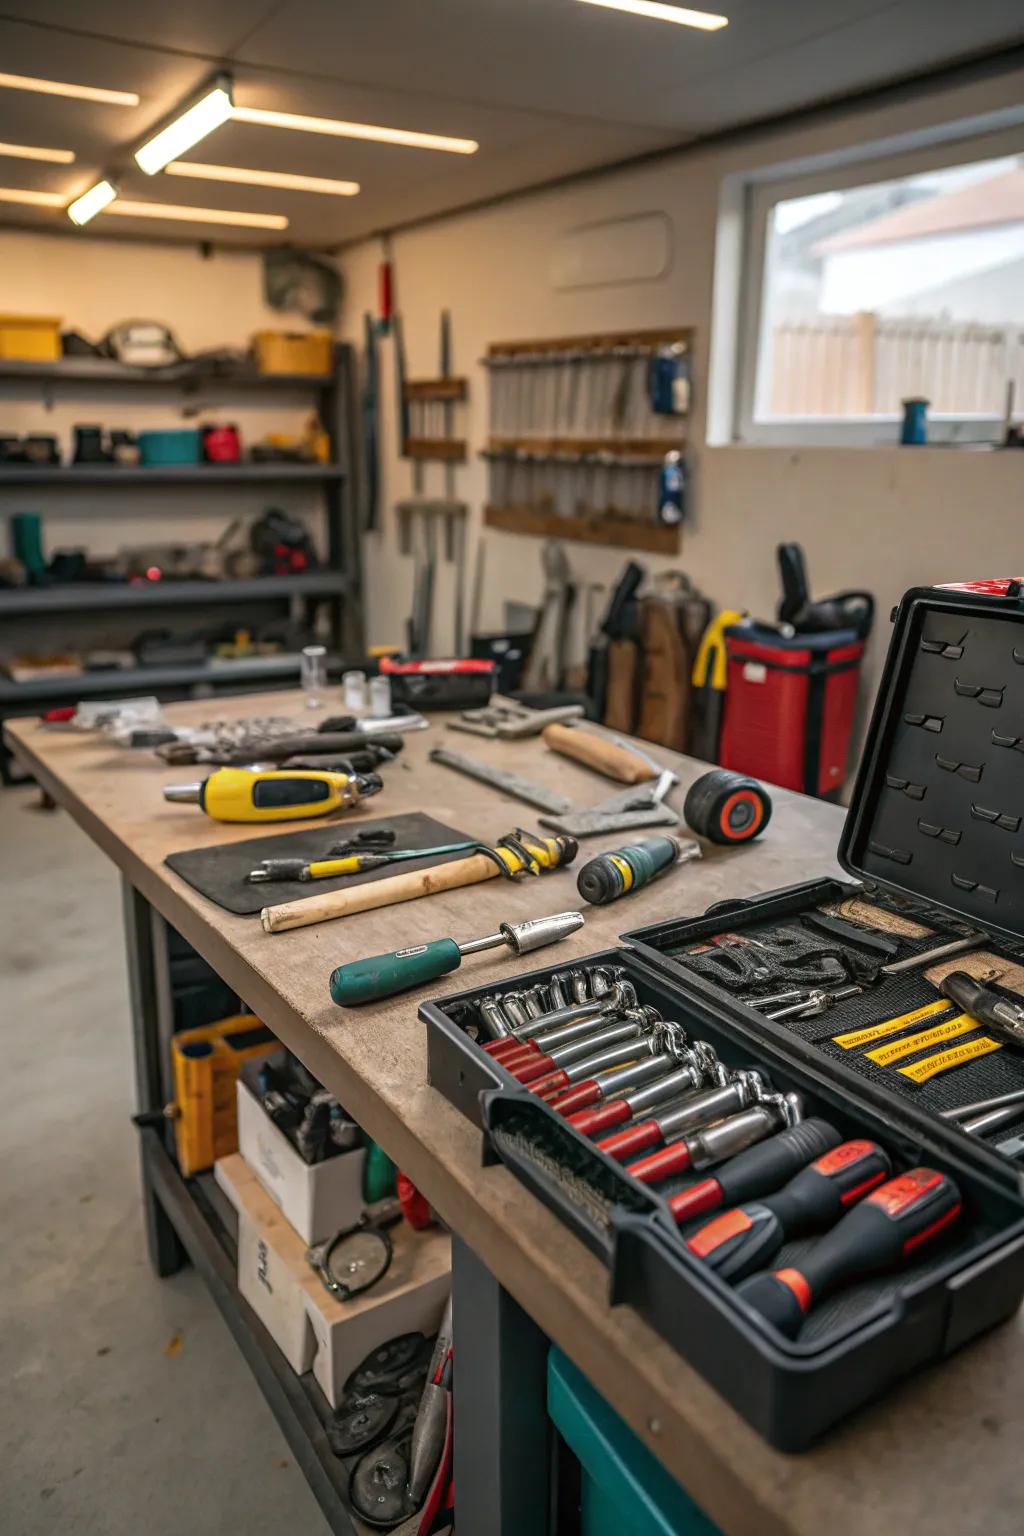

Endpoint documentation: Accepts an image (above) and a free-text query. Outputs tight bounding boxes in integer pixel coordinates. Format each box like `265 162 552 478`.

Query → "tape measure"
683 769 772 845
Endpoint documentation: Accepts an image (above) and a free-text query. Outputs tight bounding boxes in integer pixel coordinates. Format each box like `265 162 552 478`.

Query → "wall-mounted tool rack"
482 328 692 553
402 376 468 462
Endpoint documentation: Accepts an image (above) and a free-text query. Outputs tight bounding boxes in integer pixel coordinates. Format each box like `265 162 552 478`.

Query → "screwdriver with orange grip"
684 1139 892 1282
737 1168 962 1337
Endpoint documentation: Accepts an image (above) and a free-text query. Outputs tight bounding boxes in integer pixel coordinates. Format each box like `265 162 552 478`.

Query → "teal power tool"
330 911 585 1006
575 835 700 906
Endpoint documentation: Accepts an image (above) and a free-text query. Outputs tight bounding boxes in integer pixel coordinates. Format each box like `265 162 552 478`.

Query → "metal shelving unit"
0 346 362 777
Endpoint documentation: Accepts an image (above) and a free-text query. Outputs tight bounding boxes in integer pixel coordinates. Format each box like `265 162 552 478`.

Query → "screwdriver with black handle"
737 1168 962 1337
685 1139 891 1281
939 971 1024 1045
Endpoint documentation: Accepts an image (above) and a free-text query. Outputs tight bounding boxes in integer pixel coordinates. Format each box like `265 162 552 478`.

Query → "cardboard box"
216 1153 451 1407
236 1078 366 1245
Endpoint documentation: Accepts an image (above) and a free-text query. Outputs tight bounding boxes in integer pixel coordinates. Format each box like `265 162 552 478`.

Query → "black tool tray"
625 581 1024 1157
419 582 1024 1449
421 947 1024 1450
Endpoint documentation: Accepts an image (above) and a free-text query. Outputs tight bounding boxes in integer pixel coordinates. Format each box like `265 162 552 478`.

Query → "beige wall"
0 230 324 598
339 60 1024 756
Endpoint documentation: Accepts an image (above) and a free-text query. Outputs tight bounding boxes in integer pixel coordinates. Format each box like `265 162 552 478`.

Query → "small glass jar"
301 644 327 709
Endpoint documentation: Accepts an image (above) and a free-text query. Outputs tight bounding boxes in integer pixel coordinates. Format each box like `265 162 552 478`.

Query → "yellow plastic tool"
163 765 383 824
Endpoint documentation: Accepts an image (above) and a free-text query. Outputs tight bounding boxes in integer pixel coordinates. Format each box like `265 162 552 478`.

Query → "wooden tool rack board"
6 690 1024 1536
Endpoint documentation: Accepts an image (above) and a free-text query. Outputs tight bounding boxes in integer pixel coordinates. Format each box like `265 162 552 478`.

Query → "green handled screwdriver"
330 910 585 1006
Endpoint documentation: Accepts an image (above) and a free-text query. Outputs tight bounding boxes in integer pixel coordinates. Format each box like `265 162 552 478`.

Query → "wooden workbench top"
7 693 1022 1536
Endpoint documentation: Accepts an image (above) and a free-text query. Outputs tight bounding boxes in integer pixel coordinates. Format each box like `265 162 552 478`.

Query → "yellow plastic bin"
0 314 61 361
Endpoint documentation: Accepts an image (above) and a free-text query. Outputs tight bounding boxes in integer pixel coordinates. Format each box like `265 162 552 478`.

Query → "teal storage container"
137 429 201 466
548 1350 721 1536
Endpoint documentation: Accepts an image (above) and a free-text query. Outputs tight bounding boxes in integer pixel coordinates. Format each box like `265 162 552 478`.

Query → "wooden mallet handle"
542 723 656 785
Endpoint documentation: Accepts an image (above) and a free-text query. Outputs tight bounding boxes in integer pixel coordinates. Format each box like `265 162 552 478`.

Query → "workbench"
7 692 1022 1536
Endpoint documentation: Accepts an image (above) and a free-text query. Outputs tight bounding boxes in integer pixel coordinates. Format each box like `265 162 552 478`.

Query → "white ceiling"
0 0 1021 249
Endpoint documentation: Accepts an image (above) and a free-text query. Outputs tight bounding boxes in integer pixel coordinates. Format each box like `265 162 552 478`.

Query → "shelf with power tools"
0 317 362 776
482 327 692 555
405 576 1024 1451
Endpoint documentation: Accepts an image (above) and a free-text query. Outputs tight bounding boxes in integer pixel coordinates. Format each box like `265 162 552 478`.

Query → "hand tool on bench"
164 766 383 824
543 1036 722 1116
262 827 577 934
737 1168 962 1339
626 1093 806 1190
644 1117 841 1226
938 971 1024 1046
686 1139 891 1281
542 722 657 784
247 839 480 884
576 835 700 906
429 746 574 816
328 911 584 1005
594 1071 769 1159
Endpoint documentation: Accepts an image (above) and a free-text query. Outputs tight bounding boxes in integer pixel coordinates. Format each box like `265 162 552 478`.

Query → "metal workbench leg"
122 880 186 1278
451 1235 551 1535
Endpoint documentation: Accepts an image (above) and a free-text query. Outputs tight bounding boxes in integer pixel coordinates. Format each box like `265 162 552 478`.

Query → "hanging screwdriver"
575 836 701 906
685 1139 891 1281
329 911 585 1005
939 971 1024 1045
164 766 383 824
593 1071 768 1158
637 1118 842 1229
247 839 480 883
737 1168 962 1338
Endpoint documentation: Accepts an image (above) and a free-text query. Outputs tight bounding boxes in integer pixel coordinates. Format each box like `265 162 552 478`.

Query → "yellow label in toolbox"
833 998 952 1051
865 1013 976 1066
898 1035 1003 1083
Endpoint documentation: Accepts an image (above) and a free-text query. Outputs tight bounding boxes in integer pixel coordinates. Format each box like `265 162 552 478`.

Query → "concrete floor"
1 785 329 1535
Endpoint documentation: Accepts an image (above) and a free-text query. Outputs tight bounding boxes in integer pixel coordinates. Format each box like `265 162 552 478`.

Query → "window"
736 129 1024 445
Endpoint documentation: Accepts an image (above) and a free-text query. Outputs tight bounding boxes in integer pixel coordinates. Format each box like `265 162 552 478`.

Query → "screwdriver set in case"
420 580 1024 1449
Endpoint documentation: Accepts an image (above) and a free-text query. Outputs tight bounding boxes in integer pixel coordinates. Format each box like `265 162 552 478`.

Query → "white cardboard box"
215 1153 451 1407
236 1077 366 1245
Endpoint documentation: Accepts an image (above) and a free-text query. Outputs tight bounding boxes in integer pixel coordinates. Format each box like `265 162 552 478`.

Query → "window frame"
734 123 1024 447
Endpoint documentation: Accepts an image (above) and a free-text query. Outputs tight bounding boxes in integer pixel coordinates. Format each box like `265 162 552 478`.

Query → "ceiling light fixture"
135 76 233 175
0 187 67 208
0 71 139 106
0 141 75 165
67 179 118 226
232 104 478 155
106 199 288 230
166 161 359 196
576 0 727 28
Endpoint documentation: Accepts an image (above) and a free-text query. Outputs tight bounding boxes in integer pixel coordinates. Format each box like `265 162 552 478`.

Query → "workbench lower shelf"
140 1127 406 1536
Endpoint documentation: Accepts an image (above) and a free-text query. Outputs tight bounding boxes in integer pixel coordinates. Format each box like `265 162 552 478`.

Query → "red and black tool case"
420 580 1024 1451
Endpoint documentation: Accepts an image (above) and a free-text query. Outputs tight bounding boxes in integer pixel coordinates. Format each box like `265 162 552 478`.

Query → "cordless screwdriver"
685 1139 891 1281
163 766 383 823
737 1167 962 1338
575 836 700 906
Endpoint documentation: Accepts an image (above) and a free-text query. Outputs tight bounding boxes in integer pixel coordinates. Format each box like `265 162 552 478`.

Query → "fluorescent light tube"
0 187 67 207
106 199 288 230
232 105 478 155
67 179 118 226
135 80 233 175
0 142 75 164
166 161 359 196
577 0 727 28
0 71 139 106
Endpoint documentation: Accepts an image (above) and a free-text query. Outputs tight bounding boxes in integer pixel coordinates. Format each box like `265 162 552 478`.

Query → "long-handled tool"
247 839 480 884
164 766 383 824
737 1168 962 1338
328 911 584 1005
262 826 578 934
626 1094 806 1190
686 1139 892 1281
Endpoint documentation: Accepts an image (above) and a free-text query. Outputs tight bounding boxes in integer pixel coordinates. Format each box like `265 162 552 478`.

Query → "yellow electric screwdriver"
163 766 383 823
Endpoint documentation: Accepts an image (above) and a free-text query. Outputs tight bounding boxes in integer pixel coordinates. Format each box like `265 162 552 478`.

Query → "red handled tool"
594 1071 767 1158
628 1098 814 1188
542 1040 720 1116
562 1065 712 1135
526 1033 669 1098
686 1139 891 1281
483 982 637 1058
737 1168 962 1338
505 1013 656 1085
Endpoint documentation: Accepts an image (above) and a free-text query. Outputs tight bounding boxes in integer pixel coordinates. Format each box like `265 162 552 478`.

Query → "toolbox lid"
838 578 1024 946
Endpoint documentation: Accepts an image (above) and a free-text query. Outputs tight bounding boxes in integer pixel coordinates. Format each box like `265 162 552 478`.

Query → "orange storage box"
253 329 333 376
0 314 61 361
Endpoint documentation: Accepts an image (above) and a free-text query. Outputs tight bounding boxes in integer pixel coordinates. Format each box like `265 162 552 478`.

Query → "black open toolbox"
419 580 1024 1450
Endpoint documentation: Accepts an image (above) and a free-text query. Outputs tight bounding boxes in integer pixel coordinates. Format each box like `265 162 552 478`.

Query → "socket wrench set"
420 582 1024 1448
